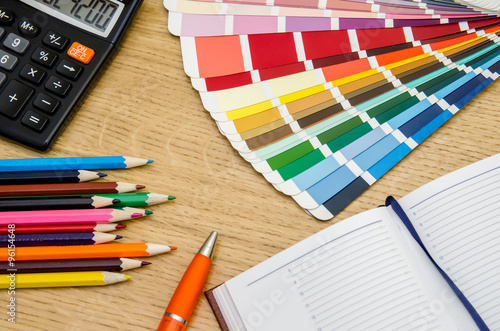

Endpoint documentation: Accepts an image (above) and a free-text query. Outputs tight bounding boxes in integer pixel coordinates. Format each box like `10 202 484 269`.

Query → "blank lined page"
221 209 447 331
400 154 500 330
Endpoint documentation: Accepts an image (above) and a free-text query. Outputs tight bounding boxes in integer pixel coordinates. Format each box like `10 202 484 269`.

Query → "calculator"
0 0 143 151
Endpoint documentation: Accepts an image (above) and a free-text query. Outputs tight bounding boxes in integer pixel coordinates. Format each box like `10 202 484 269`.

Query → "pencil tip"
136 185 146 190
145 210 153 215
98 173 107 177
116 224 126 229
112 199 121 204
116 235 123 240
124 274 132 280
168 196 176 200
147 159 154 164
170 246 177 250
141 261 152 266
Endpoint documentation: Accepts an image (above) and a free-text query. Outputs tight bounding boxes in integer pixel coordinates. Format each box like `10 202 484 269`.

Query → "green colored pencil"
94 193 175 207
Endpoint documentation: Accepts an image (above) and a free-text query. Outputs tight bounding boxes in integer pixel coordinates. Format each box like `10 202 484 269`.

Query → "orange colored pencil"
1 243 176 261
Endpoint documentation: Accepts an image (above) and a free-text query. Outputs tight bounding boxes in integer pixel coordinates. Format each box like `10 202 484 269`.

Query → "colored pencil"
0 258 150 274
0 271 131 288
0 170 106 185
0 156 153 172
0 207 151 226
0 231 122 247
95 193 176 207
0 182 145 197
0 196 120 211
0 243 176 261
0 223 126 234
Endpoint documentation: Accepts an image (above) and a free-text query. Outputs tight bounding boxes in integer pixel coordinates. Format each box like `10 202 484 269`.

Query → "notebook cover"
205 284 230 331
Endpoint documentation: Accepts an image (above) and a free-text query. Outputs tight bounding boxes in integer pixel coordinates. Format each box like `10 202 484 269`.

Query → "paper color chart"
163 0 500 220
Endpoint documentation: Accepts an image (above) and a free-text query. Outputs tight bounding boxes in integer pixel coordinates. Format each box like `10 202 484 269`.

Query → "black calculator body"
0 0 143 151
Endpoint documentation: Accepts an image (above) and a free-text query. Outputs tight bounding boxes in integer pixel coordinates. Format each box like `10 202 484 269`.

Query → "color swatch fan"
163 0 500 220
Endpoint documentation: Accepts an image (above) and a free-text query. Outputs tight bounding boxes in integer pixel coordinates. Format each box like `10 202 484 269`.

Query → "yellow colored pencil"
0 271 130 288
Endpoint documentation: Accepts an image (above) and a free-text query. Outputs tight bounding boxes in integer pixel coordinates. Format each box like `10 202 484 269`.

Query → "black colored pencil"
0 196 120 211
0 258 151 274
0 170 106 185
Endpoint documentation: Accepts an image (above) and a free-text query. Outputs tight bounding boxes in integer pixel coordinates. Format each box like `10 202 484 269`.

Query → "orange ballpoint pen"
157 231 218 331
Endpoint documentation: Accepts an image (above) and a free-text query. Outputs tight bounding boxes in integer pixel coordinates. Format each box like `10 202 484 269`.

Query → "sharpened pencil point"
116 224 126 229
131 213 145 218
112 199 121 204
116 235 123 240
145 210 153 215
170 246 177 250
147 160 154 164
141 261 152 266
136 185 146 190
125 274 132 280
168 196 176 200
97 173 107 177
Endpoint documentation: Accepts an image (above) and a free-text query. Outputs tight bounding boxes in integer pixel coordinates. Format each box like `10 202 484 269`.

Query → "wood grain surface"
1 1 500 330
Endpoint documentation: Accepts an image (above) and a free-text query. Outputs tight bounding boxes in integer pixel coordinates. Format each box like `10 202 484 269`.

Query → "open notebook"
206 153 500 330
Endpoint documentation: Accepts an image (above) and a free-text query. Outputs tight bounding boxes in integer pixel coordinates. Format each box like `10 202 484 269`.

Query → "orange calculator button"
67 42 95 64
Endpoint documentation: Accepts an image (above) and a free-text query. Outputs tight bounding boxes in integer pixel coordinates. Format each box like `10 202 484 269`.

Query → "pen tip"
145 210 153 215
141 261 152 266
98 173 107 177
198 231 218 258
136 185 146 190
168 196 176 200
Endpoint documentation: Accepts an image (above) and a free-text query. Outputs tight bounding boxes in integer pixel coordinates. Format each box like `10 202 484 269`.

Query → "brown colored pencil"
0 258 150 274
0 182 145 197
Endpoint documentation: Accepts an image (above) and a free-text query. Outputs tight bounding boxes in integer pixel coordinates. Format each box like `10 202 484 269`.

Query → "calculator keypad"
0 0 117 151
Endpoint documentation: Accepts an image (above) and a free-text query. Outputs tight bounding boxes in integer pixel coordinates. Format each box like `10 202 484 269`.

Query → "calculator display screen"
21 0 125 38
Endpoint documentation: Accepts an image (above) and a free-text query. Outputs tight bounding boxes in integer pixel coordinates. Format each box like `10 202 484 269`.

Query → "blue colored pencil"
0 156 153 172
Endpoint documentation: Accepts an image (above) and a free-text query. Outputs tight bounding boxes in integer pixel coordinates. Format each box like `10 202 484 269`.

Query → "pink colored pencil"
0 207 151 226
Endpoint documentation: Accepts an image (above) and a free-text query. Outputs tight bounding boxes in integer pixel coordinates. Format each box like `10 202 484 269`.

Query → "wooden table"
1 1 500 330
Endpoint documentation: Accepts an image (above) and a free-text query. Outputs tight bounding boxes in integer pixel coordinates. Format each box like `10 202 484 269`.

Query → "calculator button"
33 93 60 114
0 80 33 118
67 42 95 64
0 49 18 71
0 27 4 39
43 31 68 51
18 20 39 37
0 72 6 87
19 64 46 85
31 47 57 67
0 9 13 25
56 59 82 80
21 110 48 132
3 33 30 55
45 75 71 97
